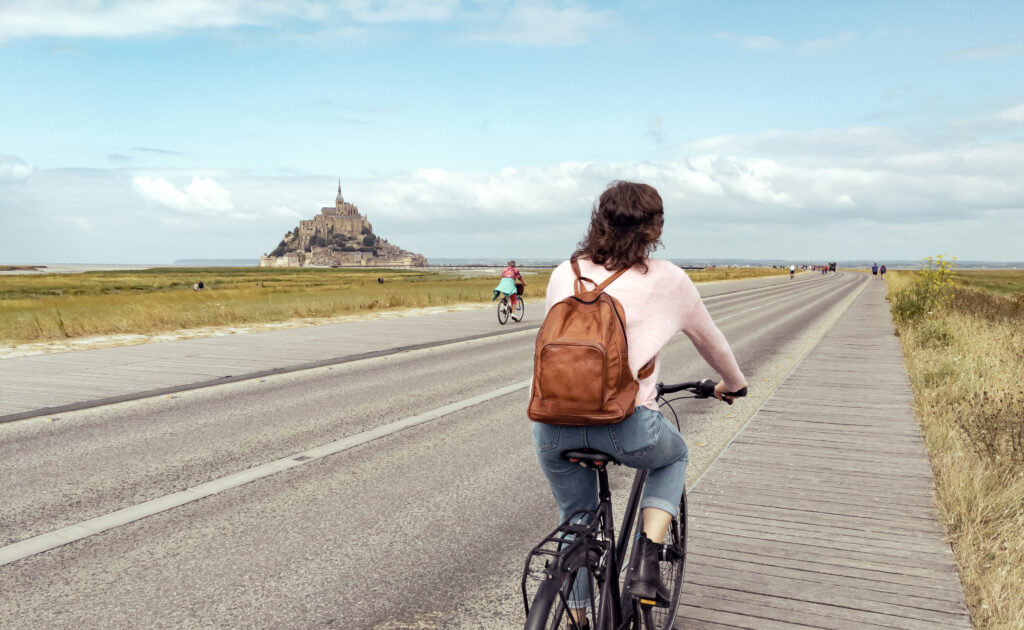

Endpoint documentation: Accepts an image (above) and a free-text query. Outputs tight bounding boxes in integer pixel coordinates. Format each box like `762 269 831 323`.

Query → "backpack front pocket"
537 341 607 406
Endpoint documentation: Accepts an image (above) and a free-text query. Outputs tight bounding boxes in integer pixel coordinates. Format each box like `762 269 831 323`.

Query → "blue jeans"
532 406 689 607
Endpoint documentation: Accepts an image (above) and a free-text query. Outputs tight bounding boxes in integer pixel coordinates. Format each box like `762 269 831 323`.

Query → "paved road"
0 271 868 629
1 271 818 422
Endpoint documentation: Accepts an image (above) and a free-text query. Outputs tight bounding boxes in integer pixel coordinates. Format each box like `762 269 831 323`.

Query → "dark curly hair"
572 181 664 273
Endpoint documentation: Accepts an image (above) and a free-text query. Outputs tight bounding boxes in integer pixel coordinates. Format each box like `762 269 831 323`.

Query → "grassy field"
887 269 1024 628
0 267 551 345
684 266 791 282
956 269 1024 295
0 265 789 346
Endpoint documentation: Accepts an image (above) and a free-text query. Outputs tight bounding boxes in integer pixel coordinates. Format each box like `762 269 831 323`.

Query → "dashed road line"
0 379 531 567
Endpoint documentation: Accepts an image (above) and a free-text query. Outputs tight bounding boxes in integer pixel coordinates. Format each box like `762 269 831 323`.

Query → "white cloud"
464 3 612 46
998 104 1024 122
57 216 93 232
800 31 857 54
6 124 1024 262
0 0 606 48
714 31 782 51
0 0 463 41
184 176 233 212
0 156 34 182
132 175 234 213
946 44 1022 62
270 205 302 219
340 0 458 24
0 0 276 41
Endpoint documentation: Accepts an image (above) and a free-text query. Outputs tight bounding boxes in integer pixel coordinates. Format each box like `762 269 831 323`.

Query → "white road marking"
0 379 531 567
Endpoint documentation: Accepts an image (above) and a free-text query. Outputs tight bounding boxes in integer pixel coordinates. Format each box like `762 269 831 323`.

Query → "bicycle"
497 292 525 325
522 379 744 630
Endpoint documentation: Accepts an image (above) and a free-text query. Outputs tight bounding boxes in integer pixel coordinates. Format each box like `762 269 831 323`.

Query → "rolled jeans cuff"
639 496 679 518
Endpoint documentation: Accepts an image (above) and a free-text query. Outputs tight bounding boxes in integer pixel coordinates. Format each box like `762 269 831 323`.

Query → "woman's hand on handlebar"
714 381 749 405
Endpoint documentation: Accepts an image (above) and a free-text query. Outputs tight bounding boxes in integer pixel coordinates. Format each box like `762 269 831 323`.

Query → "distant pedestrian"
871 263 878 277
880 265 887 279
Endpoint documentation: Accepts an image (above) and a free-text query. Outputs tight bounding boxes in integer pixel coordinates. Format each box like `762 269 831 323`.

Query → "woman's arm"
680 299 747 392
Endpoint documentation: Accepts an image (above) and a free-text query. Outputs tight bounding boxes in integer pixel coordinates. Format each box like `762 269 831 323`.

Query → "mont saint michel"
259 183 427 268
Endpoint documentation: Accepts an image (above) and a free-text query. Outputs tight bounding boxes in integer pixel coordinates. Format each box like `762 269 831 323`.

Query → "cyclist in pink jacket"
534 181 748 613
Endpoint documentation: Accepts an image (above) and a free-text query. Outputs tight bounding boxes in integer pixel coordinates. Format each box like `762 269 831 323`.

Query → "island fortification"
260 182 427 268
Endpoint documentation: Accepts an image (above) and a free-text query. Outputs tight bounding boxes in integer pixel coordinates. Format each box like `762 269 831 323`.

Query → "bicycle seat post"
596 464 612 505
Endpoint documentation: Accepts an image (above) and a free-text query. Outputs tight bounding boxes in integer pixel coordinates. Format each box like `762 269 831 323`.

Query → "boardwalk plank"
686 509 943 550
693 546 968 595
686 559 968 614
683 581 958 629
698 478 937 507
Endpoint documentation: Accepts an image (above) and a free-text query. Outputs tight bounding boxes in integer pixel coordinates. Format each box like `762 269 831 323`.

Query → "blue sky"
2 0 1023 263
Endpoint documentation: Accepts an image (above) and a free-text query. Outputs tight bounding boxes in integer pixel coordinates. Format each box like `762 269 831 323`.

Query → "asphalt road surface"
0 271 869 629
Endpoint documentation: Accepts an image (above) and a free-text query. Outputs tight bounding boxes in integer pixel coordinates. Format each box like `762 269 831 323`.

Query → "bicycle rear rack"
521 509 610 616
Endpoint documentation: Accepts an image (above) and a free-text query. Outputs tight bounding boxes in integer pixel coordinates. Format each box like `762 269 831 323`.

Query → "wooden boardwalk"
677 279 973 629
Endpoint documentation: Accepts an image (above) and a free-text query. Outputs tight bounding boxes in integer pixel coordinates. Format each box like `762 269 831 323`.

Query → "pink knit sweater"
545 258 747 410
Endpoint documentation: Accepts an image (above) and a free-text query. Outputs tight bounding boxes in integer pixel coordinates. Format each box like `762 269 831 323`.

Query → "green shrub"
890 255 958 324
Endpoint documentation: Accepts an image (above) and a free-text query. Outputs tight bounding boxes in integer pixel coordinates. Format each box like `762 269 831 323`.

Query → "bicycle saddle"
562 448 620 467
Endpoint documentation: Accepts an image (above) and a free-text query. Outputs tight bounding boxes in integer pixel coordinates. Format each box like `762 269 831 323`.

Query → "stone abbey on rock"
259 182 427 268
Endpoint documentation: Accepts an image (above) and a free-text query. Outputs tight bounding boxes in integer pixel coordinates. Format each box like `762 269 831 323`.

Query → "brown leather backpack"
527 259 654 425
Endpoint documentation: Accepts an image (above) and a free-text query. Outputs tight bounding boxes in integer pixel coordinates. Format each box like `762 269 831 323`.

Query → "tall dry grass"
887 268 1024 628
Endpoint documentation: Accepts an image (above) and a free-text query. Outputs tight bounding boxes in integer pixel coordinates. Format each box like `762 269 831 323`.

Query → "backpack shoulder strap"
571 259 595 295
571 259 629 296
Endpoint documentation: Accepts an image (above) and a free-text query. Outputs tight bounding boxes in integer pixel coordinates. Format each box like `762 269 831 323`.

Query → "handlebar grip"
724 387 748 398
657 381 701 395
695 379 717 398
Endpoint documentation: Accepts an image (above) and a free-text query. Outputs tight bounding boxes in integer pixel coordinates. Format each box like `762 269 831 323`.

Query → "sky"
1 0 1023 264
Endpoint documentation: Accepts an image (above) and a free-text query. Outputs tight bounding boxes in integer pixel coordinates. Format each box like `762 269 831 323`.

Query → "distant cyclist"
533 181 747 618
789 264 796 279
493 259 524 312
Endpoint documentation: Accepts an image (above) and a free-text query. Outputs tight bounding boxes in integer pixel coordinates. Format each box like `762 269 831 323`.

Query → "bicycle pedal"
638 599 658 606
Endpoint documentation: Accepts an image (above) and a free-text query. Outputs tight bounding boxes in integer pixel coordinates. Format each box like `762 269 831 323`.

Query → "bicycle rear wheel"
524 549 601 630
497 297 510 325
512 298 525 322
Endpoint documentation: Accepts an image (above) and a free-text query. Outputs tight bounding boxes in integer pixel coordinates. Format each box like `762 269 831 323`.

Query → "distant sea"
3 258 1021 275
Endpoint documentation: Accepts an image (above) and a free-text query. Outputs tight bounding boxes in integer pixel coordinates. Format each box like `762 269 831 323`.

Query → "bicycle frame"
521 463 651 630
524 379 734 630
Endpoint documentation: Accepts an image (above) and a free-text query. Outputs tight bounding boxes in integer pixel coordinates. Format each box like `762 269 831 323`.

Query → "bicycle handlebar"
657 379 749 402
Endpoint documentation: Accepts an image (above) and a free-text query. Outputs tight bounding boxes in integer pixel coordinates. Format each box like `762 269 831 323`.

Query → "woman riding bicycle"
493 259 525 311
532 181 747 621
